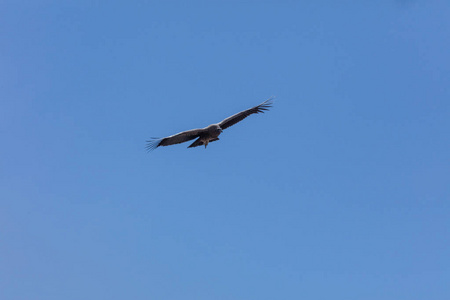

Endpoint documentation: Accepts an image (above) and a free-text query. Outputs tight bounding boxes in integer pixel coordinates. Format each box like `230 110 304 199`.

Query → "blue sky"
1 1 449 299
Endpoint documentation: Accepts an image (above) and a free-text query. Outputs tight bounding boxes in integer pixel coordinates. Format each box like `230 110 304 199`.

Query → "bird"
146 97 273 151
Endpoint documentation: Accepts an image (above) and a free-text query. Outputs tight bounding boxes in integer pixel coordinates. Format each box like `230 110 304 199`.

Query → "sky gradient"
1 1 449 299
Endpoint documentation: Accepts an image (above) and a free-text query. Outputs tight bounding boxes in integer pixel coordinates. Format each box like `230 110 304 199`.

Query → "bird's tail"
188 137 204 148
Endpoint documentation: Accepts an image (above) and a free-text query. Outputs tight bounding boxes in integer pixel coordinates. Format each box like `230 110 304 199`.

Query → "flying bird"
146 97 273 151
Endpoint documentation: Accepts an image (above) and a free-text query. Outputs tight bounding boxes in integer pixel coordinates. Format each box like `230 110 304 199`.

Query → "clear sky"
1 1 449 299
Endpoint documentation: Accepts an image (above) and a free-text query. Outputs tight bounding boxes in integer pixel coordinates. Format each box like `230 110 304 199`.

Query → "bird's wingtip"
145 138 162 152
262 96 275 105
257 96 274 112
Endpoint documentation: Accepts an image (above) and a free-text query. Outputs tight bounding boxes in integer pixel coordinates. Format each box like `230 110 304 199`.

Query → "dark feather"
218 97 274 130
146 128 205 151
188 137 204 148
146 138 163 151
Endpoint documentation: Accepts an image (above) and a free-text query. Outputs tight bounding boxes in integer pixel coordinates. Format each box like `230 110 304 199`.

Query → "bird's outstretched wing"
218 97 273 130
146 128 205 151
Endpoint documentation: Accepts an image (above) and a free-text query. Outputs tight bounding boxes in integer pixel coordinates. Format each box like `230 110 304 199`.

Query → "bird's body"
146 98 273 151
187 124 222 148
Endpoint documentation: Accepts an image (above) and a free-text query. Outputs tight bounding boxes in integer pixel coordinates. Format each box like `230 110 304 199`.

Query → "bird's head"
211 124 222 133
